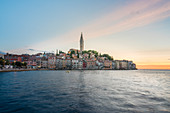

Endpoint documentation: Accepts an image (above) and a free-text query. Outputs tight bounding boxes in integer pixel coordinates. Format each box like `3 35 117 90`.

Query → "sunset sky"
0 0 170 69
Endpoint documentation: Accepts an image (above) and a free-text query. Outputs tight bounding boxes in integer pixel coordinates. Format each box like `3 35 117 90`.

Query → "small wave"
148 96 166 102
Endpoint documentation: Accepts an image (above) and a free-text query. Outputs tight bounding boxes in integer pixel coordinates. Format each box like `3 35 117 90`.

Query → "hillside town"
0 33 136 70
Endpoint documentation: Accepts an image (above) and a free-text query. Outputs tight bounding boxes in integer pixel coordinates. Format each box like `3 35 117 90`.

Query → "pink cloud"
85 0 170 38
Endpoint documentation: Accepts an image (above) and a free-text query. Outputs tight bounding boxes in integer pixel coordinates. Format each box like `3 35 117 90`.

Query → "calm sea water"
0 70 170 113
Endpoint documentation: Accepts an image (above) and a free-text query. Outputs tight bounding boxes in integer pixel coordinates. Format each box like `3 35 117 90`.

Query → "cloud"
6 48 54 55
85 0 170 38
21 0 170 51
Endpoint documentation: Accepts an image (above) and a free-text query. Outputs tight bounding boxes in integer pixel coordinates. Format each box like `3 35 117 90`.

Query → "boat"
66 70 70 73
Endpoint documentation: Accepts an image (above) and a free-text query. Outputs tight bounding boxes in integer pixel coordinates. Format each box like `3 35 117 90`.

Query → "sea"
0 70 169 113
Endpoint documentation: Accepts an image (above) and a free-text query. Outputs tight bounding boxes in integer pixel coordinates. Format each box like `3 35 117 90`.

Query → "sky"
0 0 170 69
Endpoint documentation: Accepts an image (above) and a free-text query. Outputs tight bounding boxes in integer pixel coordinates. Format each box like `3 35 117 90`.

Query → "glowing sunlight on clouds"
28 0 170 51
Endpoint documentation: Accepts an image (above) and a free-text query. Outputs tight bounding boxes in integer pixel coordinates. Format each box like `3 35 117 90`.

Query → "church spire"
80 32 84 54
81 32 83 38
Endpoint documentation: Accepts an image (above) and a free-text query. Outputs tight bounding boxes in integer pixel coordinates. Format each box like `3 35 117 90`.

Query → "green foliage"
11 61 27 68
82 50 98 57
0 59 5 66
88 53 91 58
11 62 15 66
59 50 64 54
73 49 113 61
82 50 88 54
70 51 75 58
71 51 75 54
22 62 27 66
5 60 9 65
0 58 9 66
15 61 22 67
101 54 113 60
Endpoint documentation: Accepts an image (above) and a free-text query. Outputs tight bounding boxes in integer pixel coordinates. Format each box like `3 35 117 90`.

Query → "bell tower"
80 32 84 54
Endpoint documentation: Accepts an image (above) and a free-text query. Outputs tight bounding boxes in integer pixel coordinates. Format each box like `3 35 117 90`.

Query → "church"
67 33 84 56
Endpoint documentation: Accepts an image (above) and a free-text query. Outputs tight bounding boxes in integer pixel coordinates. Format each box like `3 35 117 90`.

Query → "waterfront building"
112 61 116 69
4 54 19 63
132 63 136 69
72 59 79 69
96 60 104 69
104 60 112 69
48 56 56 69
41 60 48 68
78 59 83 69
80 33 84 54
21 54 30 63
36 57 41 68
83 60 87 69
86 59 96 69
115 60 120 70
56 58 63 69
127 61 133 70
83 53 89 59
18 57 22 62
41 56 48 68
27 60 37 69
62 60 67 69
66 55 71 59
72 54 77 59
120 60 128 70
65 59 72 69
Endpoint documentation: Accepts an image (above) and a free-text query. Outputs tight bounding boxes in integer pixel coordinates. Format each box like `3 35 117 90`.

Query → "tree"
70 50 75 58
0 59 5 66
15 61 22 67
11 62 15 66
5 60 9 65
22 62 27 66
59 50 64 54
82 50 88 54
71 51 75 54
86 50 98 58
88 53 91 58
101 54 113 60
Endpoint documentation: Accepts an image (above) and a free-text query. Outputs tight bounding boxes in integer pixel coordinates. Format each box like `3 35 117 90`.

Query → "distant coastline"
0 33 136 71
